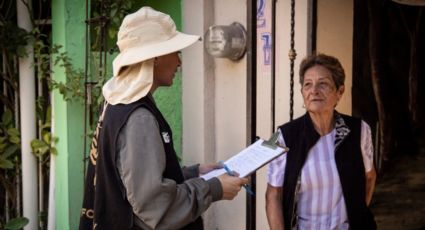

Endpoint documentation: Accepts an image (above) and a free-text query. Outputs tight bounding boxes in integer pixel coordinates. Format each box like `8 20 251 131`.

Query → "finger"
240 178 249 185
212 163 222 169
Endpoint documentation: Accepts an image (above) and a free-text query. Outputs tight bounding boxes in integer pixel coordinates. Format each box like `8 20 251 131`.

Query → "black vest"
280 112 376 230
79 96 203 230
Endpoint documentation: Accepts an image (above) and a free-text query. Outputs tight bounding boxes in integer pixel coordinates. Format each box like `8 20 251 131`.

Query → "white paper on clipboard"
200 139 288 180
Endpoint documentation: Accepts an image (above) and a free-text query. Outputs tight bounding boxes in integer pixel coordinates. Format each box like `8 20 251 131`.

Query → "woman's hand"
199 163 222 175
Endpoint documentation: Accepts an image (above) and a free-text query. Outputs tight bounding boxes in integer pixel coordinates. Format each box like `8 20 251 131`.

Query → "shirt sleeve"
116 107 221 230
267 129 287 187
182 164 200 179
360 120 374 172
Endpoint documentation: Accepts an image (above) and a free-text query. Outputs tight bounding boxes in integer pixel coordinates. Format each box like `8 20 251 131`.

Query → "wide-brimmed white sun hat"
103 7 200 105
112 6 200 77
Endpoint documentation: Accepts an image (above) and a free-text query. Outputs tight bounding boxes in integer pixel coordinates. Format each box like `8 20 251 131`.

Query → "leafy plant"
91 0 133 50
0 110 21 170
3 217 29 230
0 21 31 57
31 105 58 158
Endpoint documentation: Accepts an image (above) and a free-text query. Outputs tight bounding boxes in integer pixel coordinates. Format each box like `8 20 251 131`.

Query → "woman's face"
153 52 181 87
301 65 344 115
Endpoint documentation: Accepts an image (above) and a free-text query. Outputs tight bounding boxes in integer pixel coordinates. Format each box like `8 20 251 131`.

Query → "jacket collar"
304 111 351 151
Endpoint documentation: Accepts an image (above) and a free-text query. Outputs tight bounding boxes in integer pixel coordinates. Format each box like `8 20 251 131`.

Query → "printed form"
201 139 287 180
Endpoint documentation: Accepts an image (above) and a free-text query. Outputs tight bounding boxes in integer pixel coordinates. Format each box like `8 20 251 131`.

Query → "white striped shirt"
267 121 374 230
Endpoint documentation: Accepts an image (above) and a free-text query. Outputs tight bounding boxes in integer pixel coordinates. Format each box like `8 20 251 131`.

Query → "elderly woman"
266 54 377 230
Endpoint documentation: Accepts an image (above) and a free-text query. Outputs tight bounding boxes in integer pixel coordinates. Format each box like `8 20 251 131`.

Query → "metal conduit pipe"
17 0 38 229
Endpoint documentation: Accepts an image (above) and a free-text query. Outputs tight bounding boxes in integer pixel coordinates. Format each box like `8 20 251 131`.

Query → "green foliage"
31 135 58 157
31 105 58 158
107 1 133 39
0 110 21 170
91 0 133 50
0 21 31 57
50 49 86 102
33 28 85 102
3 217 29 230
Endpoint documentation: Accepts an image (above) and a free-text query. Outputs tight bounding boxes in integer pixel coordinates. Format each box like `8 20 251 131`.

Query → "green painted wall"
52 0 85 229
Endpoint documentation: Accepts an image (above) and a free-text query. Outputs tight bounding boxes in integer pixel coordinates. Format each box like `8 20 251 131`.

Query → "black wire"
271 0 276 132
83 0 90 177
289 0 296 121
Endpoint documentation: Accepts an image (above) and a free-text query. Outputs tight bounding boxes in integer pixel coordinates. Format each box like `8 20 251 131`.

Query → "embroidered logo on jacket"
162 132 171 143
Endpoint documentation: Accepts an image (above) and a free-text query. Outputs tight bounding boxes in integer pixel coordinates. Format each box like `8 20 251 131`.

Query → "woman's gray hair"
299 53 345 89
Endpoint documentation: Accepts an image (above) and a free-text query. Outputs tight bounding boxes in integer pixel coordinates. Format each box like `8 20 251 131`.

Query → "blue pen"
219 161 255 196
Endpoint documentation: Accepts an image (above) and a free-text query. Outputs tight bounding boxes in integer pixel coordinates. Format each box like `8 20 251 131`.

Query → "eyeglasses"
302 81 335 92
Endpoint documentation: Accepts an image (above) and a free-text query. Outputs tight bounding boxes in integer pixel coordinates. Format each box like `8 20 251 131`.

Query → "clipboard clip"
261 132 280 150
261 132 290 152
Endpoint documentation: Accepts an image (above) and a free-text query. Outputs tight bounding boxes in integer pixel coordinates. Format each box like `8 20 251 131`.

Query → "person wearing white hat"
79 7 248 230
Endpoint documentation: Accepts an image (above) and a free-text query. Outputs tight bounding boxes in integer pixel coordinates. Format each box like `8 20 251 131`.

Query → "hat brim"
113 32 200 77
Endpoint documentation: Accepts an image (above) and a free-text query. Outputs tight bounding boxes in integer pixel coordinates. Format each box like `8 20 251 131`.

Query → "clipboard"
200 132 289 180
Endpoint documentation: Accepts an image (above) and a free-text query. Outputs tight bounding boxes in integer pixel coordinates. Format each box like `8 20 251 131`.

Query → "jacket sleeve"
116 107 222 230
182 164 200 179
